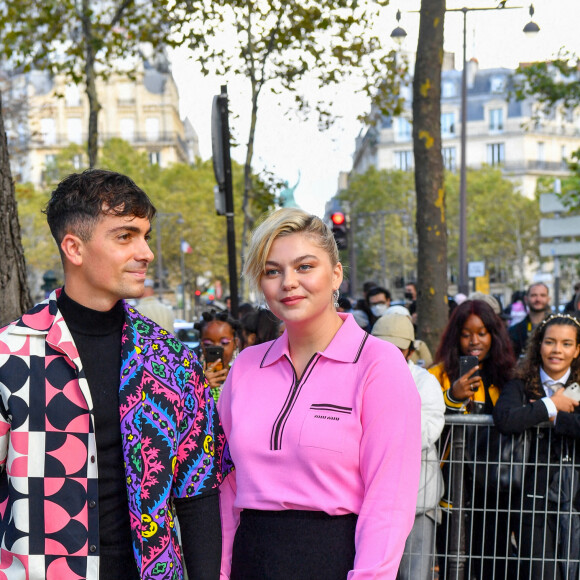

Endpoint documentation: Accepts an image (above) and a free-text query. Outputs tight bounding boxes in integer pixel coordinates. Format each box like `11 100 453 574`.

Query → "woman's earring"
333 289 339 309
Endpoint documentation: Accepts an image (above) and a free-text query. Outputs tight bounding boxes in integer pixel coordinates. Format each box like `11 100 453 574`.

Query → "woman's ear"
246 333 256 347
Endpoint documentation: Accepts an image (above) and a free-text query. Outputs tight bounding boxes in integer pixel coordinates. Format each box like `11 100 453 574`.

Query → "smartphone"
205 345 224 371
563 382 580 402
459 355 480 378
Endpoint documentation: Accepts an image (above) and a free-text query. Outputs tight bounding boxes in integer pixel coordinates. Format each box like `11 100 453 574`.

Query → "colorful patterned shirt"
0 290 232 579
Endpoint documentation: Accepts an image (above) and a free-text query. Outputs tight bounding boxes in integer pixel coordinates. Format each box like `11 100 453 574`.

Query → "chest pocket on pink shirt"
299 403 352 453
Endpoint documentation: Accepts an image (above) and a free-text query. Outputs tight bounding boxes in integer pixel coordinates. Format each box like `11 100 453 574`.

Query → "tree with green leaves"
514 52 580 201
180 0 403 296
0 0 175 167
0 93 32 324
445 166 540 289
336 166 416 292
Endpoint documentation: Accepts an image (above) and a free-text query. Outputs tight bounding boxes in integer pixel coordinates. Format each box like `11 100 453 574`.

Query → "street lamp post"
391 5 539 296
458 7 469 295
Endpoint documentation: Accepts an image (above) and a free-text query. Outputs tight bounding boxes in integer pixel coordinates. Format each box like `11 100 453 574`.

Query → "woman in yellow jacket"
429 298 516 579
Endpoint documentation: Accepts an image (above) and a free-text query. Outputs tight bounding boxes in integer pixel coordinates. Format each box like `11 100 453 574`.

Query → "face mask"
370 304 388 318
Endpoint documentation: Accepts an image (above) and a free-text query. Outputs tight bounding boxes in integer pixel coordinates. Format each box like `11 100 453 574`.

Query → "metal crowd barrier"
398 415 580 580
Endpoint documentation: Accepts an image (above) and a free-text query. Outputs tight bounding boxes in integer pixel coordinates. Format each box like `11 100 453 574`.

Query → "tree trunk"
413 0 448 354
0 92 32 325
82 0 101 168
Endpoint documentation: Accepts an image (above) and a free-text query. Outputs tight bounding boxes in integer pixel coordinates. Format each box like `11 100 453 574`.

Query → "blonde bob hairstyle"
244 208 339 294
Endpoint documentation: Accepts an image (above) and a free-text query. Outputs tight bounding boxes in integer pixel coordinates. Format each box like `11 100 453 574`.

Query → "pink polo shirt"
218 313 421 579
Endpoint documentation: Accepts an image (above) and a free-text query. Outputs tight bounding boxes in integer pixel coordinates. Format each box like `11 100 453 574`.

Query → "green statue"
279 171 301 208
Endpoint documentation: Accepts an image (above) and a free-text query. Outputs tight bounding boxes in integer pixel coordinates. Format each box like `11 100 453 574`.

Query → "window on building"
40 118 56 145
442 81 456 98
43 154 58 182
149 151 161 165
72 154 83 170
487 143 505 166
146 118 160 142
489 108 504 132
65 84 81 107
395 117 412 140
561 145 568 168
490 76 506 93
394 150 414 171
400 85 412 102
67 117 82 144
120 118 135 142
537 142 545 167
442 147 457 171
118 82 135 105
441 112 455 136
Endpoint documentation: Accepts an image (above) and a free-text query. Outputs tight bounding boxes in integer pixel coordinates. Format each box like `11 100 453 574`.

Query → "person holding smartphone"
218 208 421 579
494 313 580 579
429 299 515 414
429 298 516 579
196 310 240 401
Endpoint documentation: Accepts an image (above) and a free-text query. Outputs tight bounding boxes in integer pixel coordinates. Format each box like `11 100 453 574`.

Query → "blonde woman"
218 208 421 579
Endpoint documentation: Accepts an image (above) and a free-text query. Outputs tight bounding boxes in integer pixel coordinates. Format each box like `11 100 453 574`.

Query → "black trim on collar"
260 338 279 368
353 332 370 363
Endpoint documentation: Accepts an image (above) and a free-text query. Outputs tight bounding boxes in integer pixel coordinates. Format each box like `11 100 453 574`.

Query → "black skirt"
231 509 358 580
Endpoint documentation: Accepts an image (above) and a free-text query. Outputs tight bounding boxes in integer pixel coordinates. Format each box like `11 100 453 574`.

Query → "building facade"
3 52 199 185
352 58 580 198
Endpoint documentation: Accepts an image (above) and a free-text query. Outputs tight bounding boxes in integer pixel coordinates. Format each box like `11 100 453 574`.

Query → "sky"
169 0 580 217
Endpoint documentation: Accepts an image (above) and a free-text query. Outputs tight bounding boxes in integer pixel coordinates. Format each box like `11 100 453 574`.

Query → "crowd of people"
0 168 578 579
190 262 580 578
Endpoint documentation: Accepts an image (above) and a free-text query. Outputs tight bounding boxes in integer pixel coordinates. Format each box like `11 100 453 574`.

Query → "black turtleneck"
57 290 139 580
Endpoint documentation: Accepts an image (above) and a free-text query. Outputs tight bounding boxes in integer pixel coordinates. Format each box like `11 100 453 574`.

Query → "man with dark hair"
367 286 392 330
405 281 418 319
509 282 551 358
0 169 232 579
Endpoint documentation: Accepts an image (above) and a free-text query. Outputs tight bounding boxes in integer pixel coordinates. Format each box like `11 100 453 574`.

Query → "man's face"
368 292 390 308
527 284 550 313
65 213 154 310
405 284 417 300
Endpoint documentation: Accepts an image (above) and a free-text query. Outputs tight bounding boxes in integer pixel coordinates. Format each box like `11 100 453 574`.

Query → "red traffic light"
195 290 201 296
330 212 346 226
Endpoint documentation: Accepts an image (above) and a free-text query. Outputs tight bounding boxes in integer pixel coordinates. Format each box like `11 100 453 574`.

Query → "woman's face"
459 314 492 361
201 320 236 366
540 324 580 380
260 232 342 327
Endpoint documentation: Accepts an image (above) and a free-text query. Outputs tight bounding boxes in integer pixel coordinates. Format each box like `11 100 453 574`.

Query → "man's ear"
60 234 84 266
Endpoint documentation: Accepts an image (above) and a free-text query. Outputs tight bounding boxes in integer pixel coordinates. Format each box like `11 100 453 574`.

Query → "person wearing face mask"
404 281 418 322
366 286 391 331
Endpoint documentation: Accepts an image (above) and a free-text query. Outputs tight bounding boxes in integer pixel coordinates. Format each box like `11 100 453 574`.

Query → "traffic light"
330 212 348 250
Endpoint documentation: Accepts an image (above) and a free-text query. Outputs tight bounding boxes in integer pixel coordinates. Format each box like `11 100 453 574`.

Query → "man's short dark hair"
362 281 378 294
367 286 391 301
44 169 156 247
527 282 549 295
